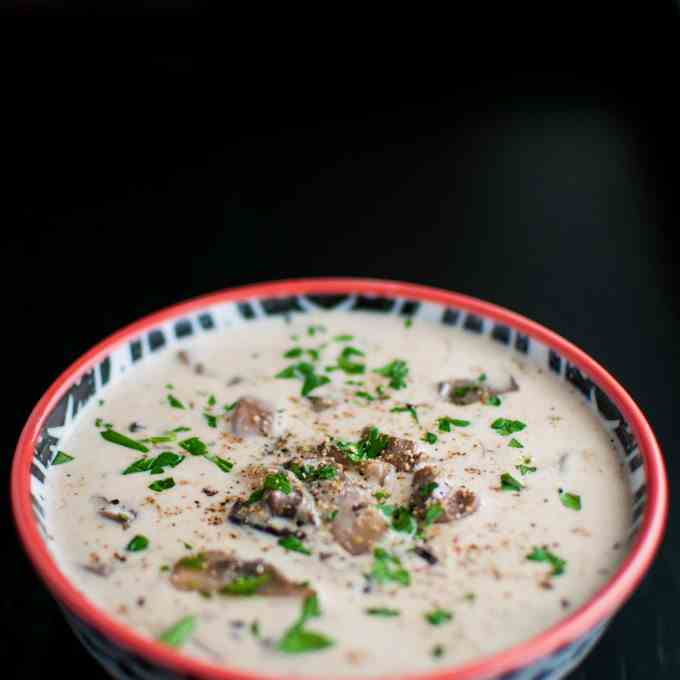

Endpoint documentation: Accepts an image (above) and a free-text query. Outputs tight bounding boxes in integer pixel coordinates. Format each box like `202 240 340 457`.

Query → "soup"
47 311 630 676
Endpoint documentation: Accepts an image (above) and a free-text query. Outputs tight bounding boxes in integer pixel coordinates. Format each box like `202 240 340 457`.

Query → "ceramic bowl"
11 278 667 680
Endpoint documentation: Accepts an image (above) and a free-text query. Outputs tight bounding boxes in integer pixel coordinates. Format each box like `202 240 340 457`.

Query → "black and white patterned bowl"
11 279 668 680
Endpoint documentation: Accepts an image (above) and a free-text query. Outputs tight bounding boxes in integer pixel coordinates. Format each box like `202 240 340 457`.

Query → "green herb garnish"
158 616 195 647
204 414 217 428
278 536 311 555
100 429 149 453
307 325 326 337
369 548 410 586
334 334 354 342
373 490 390 501
366 607 400 617
207 454 234 473
425 609 453 625
284 347 304 358
374 359 409 389
334 426 390 463
286 462 336 483
515 458 537 475
220 572 272 596
179 437 208 456
52 451 74 465
491 418 526 436
167 394 185 409
277 362 331 396
422 432 437 444
423 503 443 526
559 490 582 511
126 535 149 552
500 473 522 492
224 402 237 412
484 395 502 406
436 417 470 432
391 506 416 533
418 482 438 498
173 426 191 432
390 404 419 423
509 438 524 448
404 318 413 328
527 546 566 576
247 472 292 505
355 391 375 402
277 594 334 654
148 477 175 492
336 347 366 375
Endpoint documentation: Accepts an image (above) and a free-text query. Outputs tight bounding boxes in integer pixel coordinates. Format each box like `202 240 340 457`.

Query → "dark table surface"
3 36 679 678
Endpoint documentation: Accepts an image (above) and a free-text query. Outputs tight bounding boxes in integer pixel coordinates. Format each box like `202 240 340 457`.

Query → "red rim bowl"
11 278 668 680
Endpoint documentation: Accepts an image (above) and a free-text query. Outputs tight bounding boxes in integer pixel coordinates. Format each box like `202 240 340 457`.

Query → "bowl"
11 278 667 680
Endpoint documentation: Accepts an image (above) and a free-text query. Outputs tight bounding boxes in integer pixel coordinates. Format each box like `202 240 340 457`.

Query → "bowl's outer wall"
12 280 668 680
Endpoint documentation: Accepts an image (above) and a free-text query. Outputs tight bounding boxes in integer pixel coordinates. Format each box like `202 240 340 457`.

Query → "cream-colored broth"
47 312 630 676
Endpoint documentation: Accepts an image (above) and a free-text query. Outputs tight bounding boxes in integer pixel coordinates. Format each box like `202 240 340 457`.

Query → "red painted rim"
11 278 667 680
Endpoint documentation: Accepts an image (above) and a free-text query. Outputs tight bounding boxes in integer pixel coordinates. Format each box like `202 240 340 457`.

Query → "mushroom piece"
331 489 388 555
438 376 518 405
411 466 479 523
381 435 421 472
170 550 314 598
231 397 274 437
307 396 336 412
97 498 137 529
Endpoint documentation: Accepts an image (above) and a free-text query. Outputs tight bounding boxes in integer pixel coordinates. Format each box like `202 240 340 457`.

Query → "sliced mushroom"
83 562 113 577
362 460 396 487
170 550 313 598
331 489 388 555
97 498 137 529
411 466 478 523
438 376 518 405
381 436 421 472
231 397 274 437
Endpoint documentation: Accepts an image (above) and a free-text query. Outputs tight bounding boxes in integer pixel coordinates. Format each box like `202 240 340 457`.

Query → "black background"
3 13 680 679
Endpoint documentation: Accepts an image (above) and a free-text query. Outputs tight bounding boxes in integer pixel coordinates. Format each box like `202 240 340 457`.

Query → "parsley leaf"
207 454 234 474
527 546 566 576
370 548 410 586
278 536 311 555
100 429 149 453
500 473 522 492
148 477 175 492
277 594 334 654
366 607 400 617
423 503 443 526
285 462 336 483
508 438 524 448
220 573 272 596
515 459 537 475
276 362 331 396
126 535 149 552
390 404 419 423
336 347 366 374
334 426 390 463
52 451 74 465
391 506 416 533
247 472 291 504
167 394 185 409
436 417 470 432
404 318 413 328
204 413 217 428
374 359 409 389
284 347 304 358
425 609 453 625
355 391 375 402
491 418 526 436
179 437 208 456
334 334 354 342
484 395 502 406
418 482 438 498
158 616 195 647
559 490 582 511
422 432 437 444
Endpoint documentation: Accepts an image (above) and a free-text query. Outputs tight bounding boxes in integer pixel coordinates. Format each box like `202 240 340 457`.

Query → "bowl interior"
13 280 666 680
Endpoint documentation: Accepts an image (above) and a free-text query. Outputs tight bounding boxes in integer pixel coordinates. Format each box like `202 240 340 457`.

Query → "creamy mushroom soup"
47 311 631 676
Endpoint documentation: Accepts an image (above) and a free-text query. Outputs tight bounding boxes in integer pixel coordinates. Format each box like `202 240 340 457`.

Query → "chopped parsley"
276 362 331 396
515 458 537 476
374 359 409 389
277 594 334 654
126 535 149 552
138 433 176 444
247 472 291 505
100 429 149 453
278 536 311 555
373 490 390 501
500 473 522 492
527 546 566 576
423 503 443 526
179 436 208 456
491 418 527 436
307 325 326 337
148 477 175 492
123 452 185 476
284 347 303 358
508 438 524 448
177 553 205 570
333 334 354 342
224 402 237 412
220 572 272 596
418 482 438 498
173 426 191 432
404 318 413 328
285 462 336 483
559 490 582 511
355 391 375 402
158 615 196 647
203 413 217 428
336 346 366 374
207 454 234 474
391 506 416 533
366 607 400 617
52 451 74 465
369 548 410 586
436 416 470 432
422 432 437 444
334 426 390 463
425 609 453 625
390 404 419 423
484 395 502 406
207 394 216 407
167 394 185 409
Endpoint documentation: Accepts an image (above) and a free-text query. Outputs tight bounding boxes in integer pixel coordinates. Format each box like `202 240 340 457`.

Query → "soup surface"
47 311 630 676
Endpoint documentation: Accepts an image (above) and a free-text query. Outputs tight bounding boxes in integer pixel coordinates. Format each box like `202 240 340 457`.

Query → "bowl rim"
11 277 668 680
